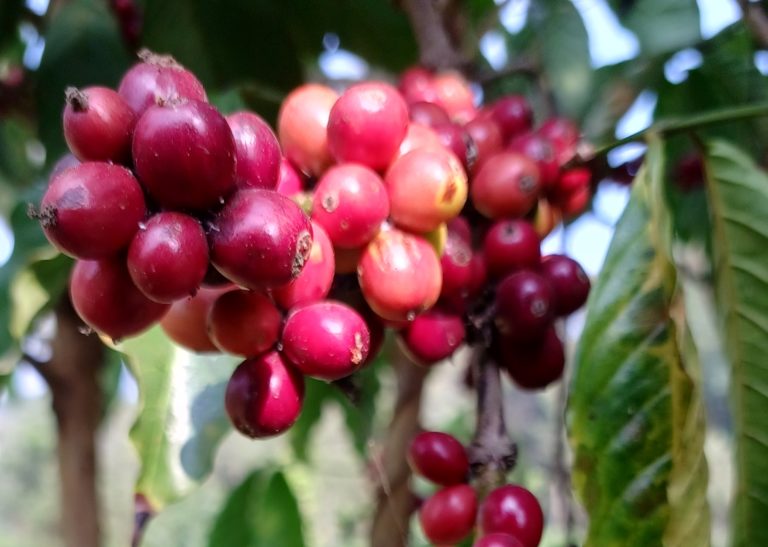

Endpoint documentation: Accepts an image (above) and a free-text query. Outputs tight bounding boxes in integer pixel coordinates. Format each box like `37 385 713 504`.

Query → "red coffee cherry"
399 309 465 366
225 351 304 438
70 257 169 341
490 95 533 143
63 86 135 163
275 158 305 197
537 117 579 164
408 431 469 485
226 111 281 190
483 220 541 279
478 485 544 547
465 116 503 174
127 212 209 303
408 100 451 127
208 289 282 357
508 133 560 189
281 300 370 381
474 533 525 547
495 271 553 342
440 230 473 304
471 152 540 219
419 484 478 544
497 326 565 390
117 50 207 116
392 123 443 164
160 287 228 353
39 162 145 259
540 254 590 316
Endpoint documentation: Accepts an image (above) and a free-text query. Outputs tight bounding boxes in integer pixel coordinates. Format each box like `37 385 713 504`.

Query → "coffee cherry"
277 84 338 176
210 189 313 289
409 100 451 127
540 254 590 316
408 431 469 485
423 222 448 256
50 153 81 179
393 123 443 163
473 533 525 547
399 309 465 365
272 221 335 310
282 300 370 381
432 71 476 123
208 289 282 357
225 351 304 438
479 485 544 547
499 326 565 390
201 264 235 289
127 212 208 303
358 228 442 322
490 96 532 143
386 147 467 233
39 162 145 259
398 66 438 104
160 287 228 352
433 122 470 167
465 117 503 174
275 158 305 197
118 50 207 116
70 257 169 341
63 86 135 163
132 99 236 211
495 272 553 342
327 81 409 170
483 220 541 279
508 133 559 189
538 117 579 164
440 230 473 303
560 186 590 218
311 164 389 248
419 484 477 544
471 152 540 219
549 168 590 207
226 111 281 189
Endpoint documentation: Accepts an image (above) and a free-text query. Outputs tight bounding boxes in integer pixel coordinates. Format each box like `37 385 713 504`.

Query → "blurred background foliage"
1 0 766 546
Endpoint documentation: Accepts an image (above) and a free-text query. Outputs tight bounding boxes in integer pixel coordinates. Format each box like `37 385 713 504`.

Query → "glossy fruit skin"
311 163 389 248
433 122 470 167
282 300 371 381
210 189 313 289
272 221 335 310
495 271 553 342
132 99 236 211
398 66 438 104
117 52 207 116
275 158 304 197
479 485 544 547
386 147 468 233
499 326 565 389
391 123 443 164
63 86 135 163
471 152 540 219
277 84 338 176
465 117 503 174
432 71 476 123
225 351 304 438
440 230 473 303
491 96 533 143
127 212 208 303
473 533 525 547
357 229 442 322
40 162 145 259
409 100 451 127
408 431 469 485
539 254 590 315
483 220 541 279
70 257 169 341
549 167 590 207
400 309 465 365
226 111 281 189
508 133 559 189
538 117 579 164
208 289 282 357
160 287 228 352
419 484 478 544
327 81 409 170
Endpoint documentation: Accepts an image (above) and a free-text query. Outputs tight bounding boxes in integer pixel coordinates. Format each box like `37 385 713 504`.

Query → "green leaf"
703 140 768 547
117 327 239 509
616 0 700 57
208 470 305 547
568 139 710 546
534 0 593 119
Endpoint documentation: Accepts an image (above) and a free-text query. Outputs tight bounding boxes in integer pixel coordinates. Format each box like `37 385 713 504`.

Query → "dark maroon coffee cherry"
508 133 559 189
483 220 541 279
226 111 281 189
70 257 169 341
433 122 469 167
537 117 579 164
399 309 465 366
132 99 236 211
540 254 590 316
281 300 370 381
474 533 525 547
127 212 208 303
210 189 313 289
497 326 565 390
479 485 544 547
208 289 282 357
419 484 477 544
495 271 553 342
117 49 207 116
39 162 145 259
440 230 473 304
63 86 135 163
408 431 469 485
225 351 304 438
491 95 533 143
408 100 451 127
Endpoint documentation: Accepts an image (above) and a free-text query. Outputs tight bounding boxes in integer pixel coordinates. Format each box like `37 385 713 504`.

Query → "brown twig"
401 0 465 69
737 0 768 48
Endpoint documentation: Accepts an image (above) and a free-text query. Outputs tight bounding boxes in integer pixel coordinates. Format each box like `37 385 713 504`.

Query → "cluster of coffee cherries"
409 431 542 546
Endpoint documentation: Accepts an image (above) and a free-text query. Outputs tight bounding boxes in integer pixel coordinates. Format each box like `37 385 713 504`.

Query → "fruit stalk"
400 0 464 69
